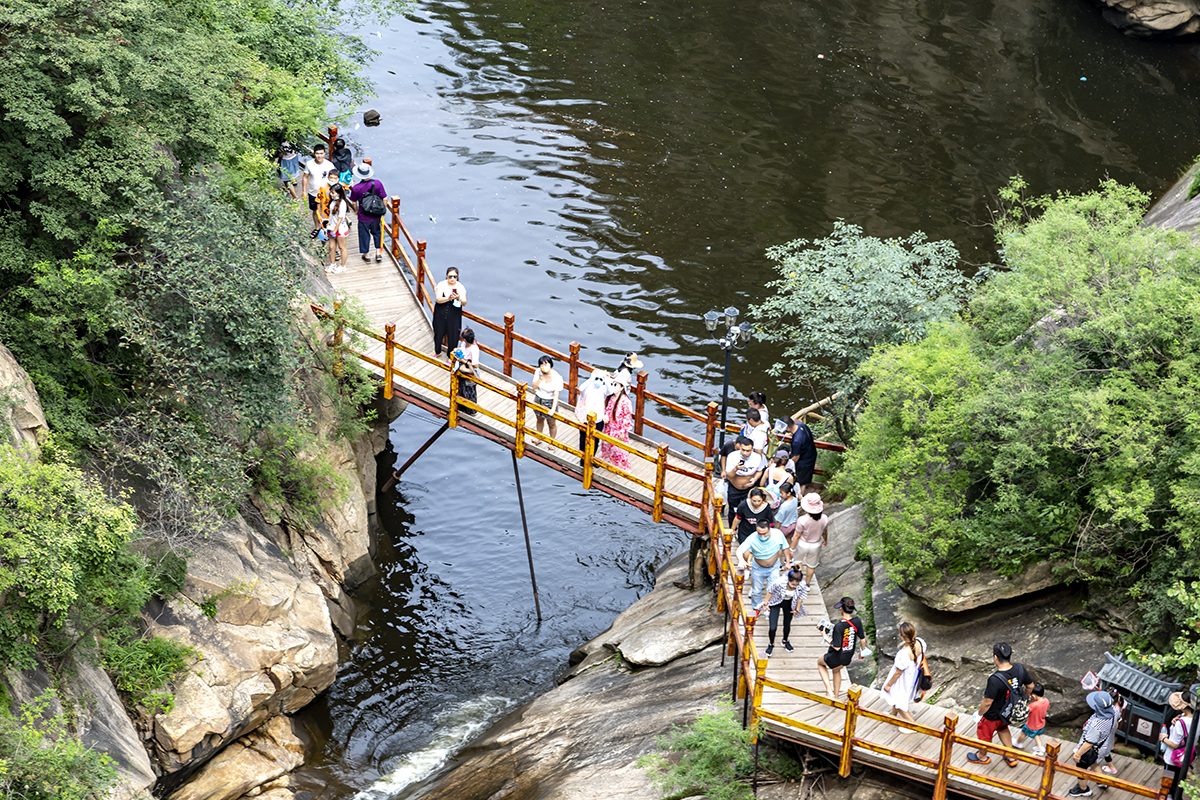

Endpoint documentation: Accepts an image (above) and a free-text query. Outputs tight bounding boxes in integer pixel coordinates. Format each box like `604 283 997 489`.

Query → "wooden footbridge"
309 127 1175 800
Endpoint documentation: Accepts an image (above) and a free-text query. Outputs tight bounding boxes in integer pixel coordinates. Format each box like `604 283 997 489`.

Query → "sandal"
967 752 991 765
1004 756 1019 768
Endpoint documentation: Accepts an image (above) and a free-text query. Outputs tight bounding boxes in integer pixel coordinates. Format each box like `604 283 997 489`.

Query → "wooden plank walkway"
324 218 709 532
737 569 1168 800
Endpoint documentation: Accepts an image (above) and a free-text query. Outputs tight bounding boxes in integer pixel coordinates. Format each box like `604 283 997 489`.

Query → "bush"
840 178 1200 650
0 692 117 800
638 705 756 800
0 447 141 670
99 636 197 715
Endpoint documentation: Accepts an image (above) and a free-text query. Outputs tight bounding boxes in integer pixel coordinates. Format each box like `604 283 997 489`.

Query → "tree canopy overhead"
835 179 1200 665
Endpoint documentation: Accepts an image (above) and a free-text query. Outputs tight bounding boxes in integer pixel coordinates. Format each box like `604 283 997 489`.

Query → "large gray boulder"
901 560 1064 613
145 515 337 774
167 715 305 800
567 551 724 671
1095 0 1200 37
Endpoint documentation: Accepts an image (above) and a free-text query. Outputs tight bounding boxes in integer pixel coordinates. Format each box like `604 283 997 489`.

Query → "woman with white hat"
789 493 829 587
1160 690 1195 771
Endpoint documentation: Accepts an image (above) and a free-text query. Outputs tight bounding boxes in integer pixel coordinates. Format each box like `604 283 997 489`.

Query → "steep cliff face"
148 390 405 794
0 332 404 800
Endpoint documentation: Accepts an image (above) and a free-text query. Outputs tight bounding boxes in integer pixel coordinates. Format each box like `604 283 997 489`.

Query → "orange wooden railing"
311 302 718 527
706 484 1171 800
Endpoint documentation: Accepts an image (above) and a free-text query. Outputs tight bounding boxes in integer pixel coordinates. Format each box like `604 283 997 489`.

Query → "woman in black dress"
432 268 466 357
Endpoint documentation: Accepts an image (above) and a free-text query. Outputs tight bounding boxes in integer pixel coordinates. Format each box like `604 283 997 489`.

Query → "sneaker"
324 264 337 274
765 645 774 657
375 253 383 262
1101 765 1118 775
1032 747 1046 757
1014 737 1029 750
362 254 371 262
966 752 991 765
783 640 794 652
1068 785 1092 797
327 265 346 274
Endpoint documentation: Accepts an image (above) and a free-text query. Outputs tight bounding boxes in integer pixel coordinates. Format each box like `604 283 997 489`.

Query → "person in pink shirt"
1014 683 1051 756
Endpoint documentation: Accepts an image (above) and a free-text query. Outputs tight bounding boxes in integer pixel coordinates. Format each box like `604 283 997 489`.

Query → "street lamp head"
703 310 721 332
724 306 740 327
738 321 754 343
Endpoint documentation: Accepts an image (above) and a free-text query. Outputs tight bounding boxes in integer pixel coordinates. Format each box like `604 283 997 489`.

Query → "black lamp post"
703 306 754 457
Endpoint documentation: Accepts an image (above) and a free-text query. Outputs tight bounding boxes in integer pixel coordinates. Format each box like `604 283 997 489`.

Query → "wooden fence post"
704 401 719 461
567 342 580 405
583 411 596 489
331 296 344 377
701 461 713 521
838 687 861 778
1156 775 1173 800
716 559 728 613
633 372 647 436
416 239 428 308
515 383 528 458
652 443 668 523
1035 741 1060 800
327 125 338 148
447 367 459 428
389 197 401 261
503 313 515 376
931 714 957 800
383 324 395 400
751 657 767 741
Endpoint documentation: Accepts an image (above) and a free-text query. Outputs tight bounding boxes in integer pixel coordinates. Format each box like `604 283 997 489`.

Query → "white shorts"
793 539 822 569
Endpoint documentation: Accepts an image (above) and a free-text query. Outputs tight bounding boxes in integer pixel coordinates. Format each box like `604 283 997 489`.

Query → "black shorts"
823 650 853 669
308 194 319 211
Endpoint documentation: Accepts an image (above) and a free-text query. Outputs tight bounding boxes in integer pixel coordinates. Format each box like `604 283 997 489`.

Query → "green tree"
0 446 139 669
839 179 1200 649
750 221 982 443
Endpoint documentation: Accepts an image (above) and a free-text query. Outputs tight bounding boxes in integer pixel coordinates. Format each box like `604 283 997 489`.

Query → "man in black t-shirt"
967 642 1035 767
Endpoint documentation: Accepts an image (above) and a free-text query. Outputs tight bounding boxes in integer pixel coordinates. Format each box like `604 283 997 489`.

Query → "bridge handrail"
703 474 1171 800
311 301 715 524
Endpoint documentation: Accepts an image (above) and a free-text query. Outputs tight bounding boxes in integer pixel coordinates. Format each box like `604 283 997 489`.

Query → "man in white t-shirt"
531 355 565 445
740 408 769 454
300 145 335 230
724 435 765 522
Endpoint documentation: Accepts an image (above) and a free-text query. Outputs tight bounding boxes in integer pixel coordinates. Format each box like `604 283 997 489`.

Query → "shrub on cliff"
836 179 1200 659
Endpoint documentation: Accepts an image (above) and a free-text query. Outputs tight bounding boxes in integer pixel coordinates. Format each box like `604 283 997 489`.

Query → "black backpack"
997 669 1030 725
359 182 387 218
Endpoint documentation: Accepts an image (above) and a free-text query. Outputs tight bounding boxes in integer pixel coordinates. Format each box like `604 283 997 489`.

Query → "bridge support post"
511 452 542 622
568 342 580 405
448 367 459 428
583 411 596 489
515 384 528 458
634 372 647 436
389 197 401 262
383 324 395 400
416 239 428 309
704 401 719 462
1035 741 1060 800
932 713 957 800
838 687 861 777
503 313 515 376
382 422 450 492
652 443 668 523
